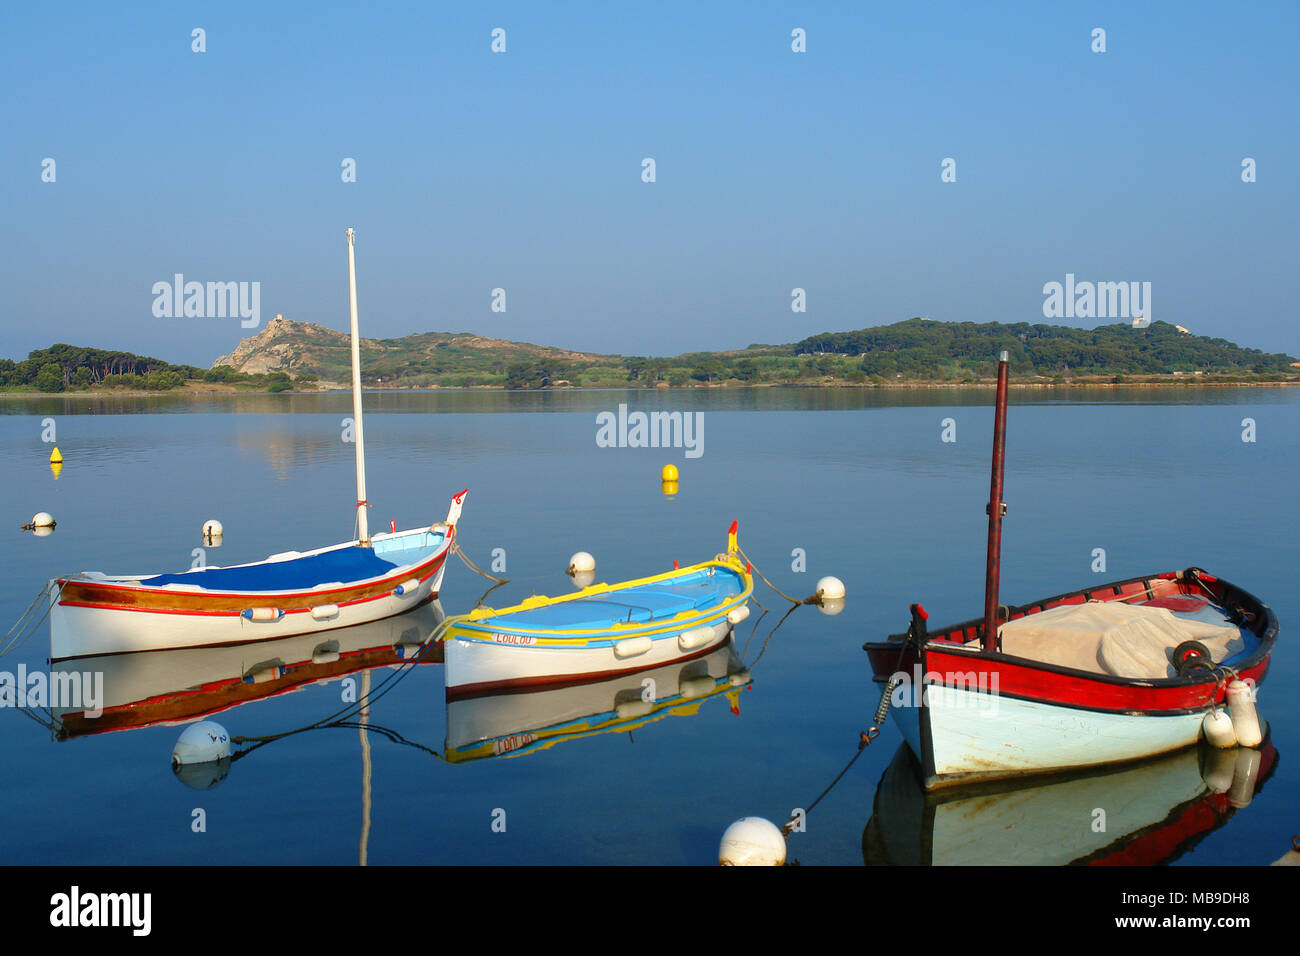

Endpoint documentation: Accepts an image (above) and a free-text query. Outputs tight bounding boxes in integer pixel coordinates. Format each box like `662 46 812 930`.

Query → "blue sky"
3 1 1297 366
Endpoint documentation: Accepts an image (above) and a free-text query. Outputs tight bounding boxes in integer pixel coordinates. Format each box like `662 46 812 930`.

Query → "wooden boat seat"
983 600 1246 679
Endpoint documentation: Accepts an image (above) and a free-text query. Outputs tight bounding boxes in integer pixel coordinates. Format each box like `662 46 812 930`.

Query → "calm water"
2 387 1296 865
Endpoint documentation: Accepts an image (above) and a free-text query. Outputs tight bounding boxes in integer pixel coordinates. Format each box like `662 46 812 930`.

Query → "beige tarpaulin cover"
994 601 1245 679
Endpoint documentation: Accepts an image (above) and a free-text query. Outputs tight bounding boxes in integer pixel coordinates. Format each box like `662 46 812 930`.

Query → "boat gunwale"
54 526 454 608
456 556 752 640
864 567 1278 694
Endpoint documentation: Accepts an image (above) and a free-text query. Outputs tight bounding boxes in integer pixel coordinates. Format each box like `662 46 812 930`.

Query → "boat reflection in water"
444 641 751 764
863 734 1278 866
50 599 446 746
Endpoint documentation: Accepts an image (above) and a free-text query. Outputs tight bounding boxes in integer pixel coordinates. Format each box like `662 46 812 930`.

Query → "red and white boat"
48 229 467 661
863 352 1278 790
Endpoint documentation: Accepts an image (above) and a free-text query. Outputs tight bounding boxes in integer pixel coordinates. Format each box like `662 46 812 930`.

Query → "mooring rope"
230 543 508 759
452 542 508 585
1 580 65 659
231 609 465 749
781 738 874 837
738 601 769 660
777 608 919 840
736 546 803 606
743 603 800 672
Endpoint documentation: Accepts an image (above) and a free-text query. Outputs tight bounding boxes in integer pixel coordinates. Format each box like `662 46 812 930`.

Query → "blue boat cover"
477 567 744 632
139 546 400 593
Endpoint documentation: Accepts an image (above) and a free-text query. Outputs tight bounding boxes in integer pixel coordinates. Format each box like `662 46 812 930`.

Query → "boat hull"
444 553 753 699
445 618 735 699
50 528 453 661
864 569 1278 789
896 683 1214 788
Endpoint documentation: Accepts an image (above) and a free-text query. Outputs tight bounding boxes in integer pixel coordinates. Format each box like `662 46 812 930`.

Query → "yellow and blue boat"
444 522 753 699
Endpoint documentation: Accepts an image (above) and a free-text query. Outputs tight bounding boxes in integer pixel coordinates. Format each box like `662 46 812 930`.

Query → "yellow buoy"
661 464 678 482
49 446 63 464
661 480 679 497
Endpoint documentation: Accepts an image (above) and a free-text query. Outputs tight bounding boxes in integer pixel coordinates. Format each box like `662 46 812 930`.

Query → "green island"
3 317 1297 393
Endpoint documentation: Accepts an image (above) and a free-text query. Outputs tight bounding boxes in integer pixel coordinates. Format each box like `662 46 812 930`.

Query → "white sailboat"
49 229 467 661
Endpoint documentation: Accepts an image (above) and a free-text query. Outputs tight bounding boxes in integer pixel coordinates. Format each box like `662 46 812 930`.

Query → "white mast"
346 228 370 547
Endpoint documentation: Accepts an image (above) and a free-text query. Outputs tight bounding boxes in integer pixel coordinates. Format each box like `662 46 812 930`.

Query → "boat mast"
982 350 1009 650
346 228 371 547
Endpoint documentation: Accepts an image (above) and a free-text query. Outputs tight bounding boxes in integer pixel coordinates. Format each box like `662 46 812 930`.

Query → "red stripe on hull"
57 550 448 614
923 646 1269 714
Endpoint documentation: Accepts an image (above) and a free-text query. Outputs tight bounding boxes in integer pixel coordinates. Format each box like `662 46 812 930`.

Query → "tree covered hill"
0 344 307 393
794 319 1297 378
3 318 1296 392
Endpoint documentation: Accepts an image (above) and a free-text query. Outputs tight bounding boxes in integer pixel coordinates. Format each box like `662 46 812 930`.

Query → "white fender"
1227 680 1262 748
242 607 283 623
726 604 750 625
614 637 653 659
679 626 716 651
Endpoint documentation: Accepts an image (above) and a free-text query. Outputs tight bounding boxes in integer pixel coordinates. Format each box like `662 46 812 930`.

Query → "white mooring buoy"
172 720 231 767
202 519 224 542
718 817 786 866
567 551 596 575
1226 680 1262 748
31 512 56 528
815 576 845 601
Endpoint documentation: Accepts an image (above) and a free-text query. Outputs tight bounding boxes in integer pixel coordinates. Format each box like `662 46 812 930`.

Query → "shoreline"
2 378 1298 398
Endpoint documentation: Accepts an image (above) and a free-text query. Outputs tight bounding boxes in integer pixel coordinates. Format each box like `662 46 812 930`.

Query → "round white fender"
614 637 653 659
726 604 750 625
310 604 340 621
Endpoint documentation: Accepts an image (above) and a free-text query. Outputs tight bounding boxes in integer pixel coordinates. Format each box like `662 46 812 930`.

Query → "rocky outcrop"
212 316 349 374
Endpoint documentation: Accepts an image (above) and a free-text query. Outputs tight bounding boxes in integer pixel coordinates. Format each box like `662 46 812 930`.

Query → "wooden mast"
346 228 371 547
982 350 1009 650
